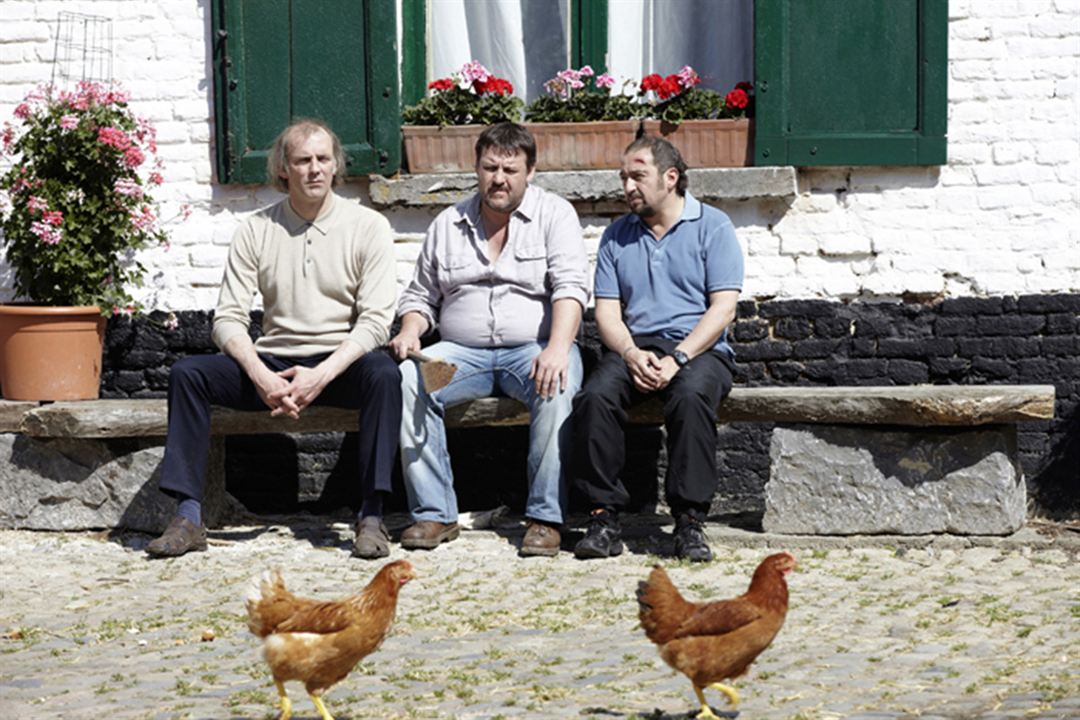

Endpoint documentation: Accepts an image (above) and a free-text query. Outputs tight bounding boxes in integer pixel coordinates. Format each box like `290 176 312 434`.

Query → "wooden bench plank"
7 384 1055 439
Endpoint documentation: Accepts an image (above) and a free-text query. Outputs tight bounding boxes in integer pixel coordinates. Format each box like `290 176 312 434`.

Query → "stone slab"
763 424 1027 535
0 435 232 532
368 166 798 207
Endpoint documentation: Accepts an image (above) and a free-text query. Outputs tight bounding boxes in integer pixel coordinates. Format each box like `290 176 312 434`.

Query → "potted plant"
400 60 523 173
640 67 755 167
522 66 644 171
0 81 181 400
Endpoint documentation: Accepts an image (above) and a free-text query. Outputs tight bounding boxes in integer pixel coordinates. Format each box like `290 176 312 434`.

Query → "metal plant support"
50 12 113 89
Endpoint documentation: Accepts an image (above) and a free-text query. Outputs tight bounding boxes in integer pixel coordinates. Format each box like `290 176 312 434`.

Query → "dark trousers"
571 339 734 513
159 351 402 505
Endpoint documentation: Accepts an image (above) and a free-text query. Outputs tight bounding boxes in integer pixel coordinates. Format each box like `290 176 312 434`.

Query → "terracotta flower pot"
0 305 106 400
401 120 642 173
641 118 753 167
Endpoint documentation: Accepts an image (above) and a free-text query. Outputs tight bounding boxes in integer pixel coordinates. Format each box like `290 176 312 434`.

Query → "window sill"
367 166 797 209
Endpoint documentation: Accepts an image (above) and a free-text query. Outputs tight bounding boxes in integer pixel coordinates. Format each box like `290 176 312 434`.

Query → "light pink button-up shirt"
397 184 589 347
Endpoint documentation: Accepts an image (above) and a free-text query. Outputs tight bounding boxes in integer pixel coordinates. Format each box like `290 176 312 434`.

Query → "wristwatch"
672 350 690 367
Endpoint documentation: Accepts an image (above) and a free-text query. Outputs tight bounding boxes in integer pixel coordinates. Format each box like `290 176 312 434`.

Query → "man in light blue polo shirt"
572 135 743 563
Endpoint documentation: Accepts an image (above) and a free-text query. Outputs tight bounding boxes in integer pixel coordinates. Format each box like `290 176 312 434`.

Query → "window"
410 0 753 103
212 0 947 184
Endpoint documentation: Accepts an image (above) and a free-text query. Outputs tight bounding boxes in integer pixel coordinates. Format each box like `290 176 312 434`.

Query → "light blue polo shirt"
594 192 743 358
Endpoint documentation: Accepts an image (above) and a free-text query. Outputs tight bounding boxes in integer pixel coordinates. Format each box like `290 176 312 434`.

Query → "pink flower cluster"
130 205 156 231
458 60 491 88
98 126 132 150
543 65 618 99
114 178 143 198
30 220 62 245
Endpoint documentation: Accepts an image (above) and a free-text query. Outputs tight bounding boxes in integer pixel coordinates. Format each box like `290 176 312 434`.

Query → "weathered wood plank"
11 385 1055 438
0 400 40 433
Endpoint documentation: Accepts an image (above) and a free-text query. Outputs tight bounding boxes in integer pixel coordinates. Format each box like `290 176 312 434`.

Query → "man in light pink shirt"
389 123 589 557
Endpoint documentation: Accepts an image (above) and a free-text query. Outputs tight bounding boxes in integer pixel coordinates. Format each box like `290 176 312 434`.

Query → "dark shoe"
520 521 561 557
146 516 207 558
673 513 713 563
352 517 390 559
400 520 460 550
573 509 623 559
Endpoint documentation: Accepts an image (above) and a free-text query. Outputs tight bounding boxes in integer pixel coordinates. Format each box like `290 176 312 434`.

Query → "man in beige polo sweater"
146 119 401 560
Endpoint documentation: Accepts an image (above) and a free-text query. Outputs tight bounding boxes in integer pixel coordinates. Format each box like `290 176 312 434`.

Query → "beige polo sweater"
211 194 396 357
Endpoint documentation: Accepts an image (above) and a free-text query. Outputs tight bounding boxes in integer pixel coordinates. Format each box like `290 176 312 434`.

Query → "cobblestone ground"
1 514 1078 720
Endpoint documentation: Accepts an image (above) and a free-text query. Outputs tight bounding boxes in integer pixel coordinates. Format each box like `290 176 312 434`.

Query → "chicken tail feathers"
245 568 296 637
637 565 697 645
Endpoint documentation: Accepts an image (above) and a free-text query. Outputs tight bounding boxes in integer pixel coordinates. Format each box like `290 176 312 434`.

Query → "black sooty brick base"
98 295 1080 520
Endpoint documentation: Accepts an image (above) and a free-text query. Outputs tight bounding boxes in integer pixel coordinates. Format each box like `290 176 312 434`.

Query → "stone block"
763 424 1026 535
0 435 231 532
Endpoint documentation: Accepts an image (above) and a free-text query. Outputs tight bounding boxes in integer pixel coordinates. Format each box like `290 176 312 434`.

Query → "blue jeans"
400 341 583 525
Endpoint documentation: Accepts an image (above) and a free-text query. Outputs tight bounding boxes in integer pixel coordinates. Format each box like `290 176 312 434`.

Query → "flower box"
526 120 639 171
402 120 641 174
641 118 753 168
401 124 482 174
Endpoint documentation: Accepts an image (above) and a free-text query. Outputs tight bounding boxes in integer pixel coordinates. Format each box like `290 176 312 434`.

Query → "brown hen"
245 559 415 720
637 552 796 719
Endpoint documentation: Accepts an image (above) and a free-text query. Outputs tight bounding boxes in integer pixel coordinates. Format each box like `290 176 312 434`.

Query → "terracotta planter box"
402 120 640 173
641 118 753 167
525 120 639 171
401 124 482 174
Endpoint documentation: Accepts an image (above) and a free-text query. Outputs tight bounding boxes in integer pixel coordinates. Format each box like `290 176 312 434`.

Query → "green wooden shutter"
212 0 400 184
572 0 608 74
754 0 947 166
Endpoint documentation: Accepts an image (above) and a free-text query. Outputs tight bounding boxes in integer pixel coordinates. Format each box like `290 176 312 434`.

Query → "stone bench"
0 384 1055 536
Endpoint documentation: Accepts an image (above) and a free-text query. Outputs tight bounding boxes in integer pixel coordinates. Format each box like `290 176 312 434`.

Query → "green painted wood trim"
753 0 786 166
571 0 607 73
210 0 231 183
401 0 426 107
919 0 948 163
365 0 401 175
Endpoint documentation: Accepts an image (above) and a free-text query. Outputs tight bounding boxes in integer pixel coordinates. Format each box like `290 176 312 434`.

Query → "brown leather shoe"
400 520 460 550
520 521 561 557
146 516 207 557
352 517 390 559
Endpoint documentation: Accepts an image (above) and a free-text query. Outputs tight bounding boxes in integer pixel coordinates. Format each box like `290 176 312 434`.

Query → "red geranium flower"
427 78 455 92
657 75 682 100
735 81 753 92
476 77 514 96
725 88 749 110
640 73 663 93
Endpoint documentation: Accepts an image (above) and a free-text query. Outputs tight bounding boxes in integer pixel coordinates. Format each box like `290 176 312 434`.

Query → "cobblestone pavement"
1 513 1078 720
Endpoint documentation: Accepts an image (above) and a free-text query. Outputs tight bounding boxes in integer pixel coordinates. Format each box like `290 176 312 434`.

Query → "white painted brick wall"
0 0 1077 309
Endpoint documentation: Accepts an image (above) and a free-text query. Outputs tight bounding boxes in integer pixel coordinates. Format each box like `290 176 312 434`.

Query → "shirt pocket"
512 241 548 290
442 253 480 293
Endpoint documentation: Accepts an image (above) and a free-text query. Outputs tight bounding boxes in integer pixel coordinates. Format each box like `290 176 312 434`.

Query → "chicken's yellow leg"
709 681 740 707
692 684 722 720
274 680 292 720
309 692 335 720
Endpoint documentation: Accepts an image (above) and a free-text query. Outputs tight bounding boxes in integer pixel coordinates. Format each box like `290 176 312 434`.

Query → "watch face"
673 350 689 366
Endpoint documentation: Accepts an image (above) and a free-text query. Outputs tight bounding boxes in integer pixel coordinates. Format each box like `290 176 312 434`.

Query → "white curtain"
607 0 754 93
429 0 571 103
425 0 753 101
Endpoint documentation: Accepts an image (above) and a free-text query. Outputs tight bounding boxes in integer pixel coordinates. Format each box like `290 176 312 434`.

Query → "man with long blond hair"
147 119 401 560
